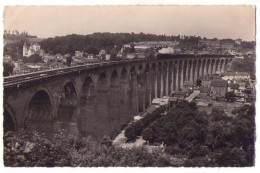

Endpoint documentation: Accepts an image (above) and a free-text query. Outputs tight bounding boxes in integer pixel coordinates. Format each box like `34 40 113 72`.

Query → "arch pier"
4 55 233 139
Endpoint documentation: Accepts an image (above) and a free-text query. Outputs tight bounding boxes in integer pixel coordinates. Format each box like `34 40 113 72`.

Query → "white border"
0 0 259 173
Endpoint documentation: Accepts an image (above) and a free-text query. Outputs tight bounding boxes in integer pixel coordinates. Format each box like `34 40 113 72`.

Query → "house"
136 53 146 59
200 86 210 99
228 83 239 93
117 52 123 58
221 40 235 50
126 53 136 59
158 47 174 54
152 98 170 110
201 80 211 87
210 79 228 98
99 50 106 56
198 39 220 49
182 81 193 93
105 54 111 61
235 39 242 45
87 54 94 59
173 91 185 100
23 41 43 57
75 51 83 57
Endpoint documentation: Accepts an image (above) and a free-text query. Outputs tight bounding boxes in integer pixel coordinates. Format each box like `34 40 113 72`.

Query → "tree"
3 62 14 76
85 46 99 55
142 128 154 143
196 79 202 86
25 54 43 63
225 92 236 102
129 42 135 53
65 55 73 67
125 124 137 141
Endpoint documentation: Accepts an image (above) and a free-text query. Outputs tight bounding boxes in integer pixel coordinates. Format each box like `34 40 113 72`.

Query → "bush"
142 128 154 143
133 120 145 136
141 107 163 127
188 145 209 159
124 124 137 141
4 130 173 167
165 146 186 155
124 120 145 141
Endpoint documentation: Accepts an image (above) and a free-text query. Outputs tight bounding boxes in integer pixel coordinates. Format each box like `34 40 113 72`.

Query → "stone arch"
4 103 17 134
173 61 178 91
57 81 78 133
97 72 108 90
197 59 202 79
25 90 54 134
137 65 144 112
187 60 192 81
206 59 211 75
137 65 143 85
178 60 183 91
202 59 207 76
79 76 96 137
220 59 225 72
192 60 197 82
168 61 173 94
215 59 220 72
109 70 121 137
183 60 188 82
162 61 168 96
120 68 128 82
129 66 138 114
151 63 157 99
130 66 136 79
224 58 229 70
120 68 131 124
211 59 216 74
144 63 151 108
110 70 119 86
157 62 162 97
81 76 95 105
95 72 110 138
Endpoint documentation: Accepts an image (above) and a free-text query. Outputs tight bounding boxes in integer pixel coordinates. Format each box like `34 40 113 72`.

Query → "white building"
23 41 43 57
158 47 174 54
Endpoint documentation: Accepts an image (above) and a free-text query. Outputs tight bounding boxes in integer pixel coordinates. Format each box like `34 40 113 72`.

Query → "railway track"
3 59 147 89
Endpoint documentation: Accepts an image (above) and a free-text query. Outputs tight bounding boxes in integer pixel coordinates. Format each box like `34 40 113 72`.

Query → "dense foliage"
39 33 182 55
141 101 255 167
124 106 166 141
4 101 255 167
4 130 171 167
21 54 43 64
3 62 15 76
231 56 255 79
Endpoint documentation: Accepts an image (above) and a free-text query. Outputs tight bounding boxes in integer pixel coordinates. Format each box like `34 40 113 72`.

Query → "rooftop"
229 83 239 89
211 80 227 87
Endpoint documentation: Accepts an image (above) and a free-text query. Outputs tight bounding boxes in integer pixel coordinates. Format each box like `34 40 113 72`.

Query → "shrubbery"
4 130 173 167
140 101 255 167
124 106 165 141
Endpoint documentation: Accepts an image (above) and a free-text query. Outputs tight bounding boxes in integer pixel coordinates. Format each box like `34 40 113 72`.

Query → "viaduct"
3 54 233 139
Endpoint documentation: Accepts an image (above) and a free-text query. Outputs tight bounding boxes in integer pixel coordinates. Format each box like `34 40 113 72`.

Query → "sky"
3 6 256 41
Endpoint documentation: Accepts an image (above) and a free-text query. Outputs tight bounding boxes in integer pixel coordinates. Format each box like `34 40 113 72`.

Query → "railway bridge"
3 54 233 139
